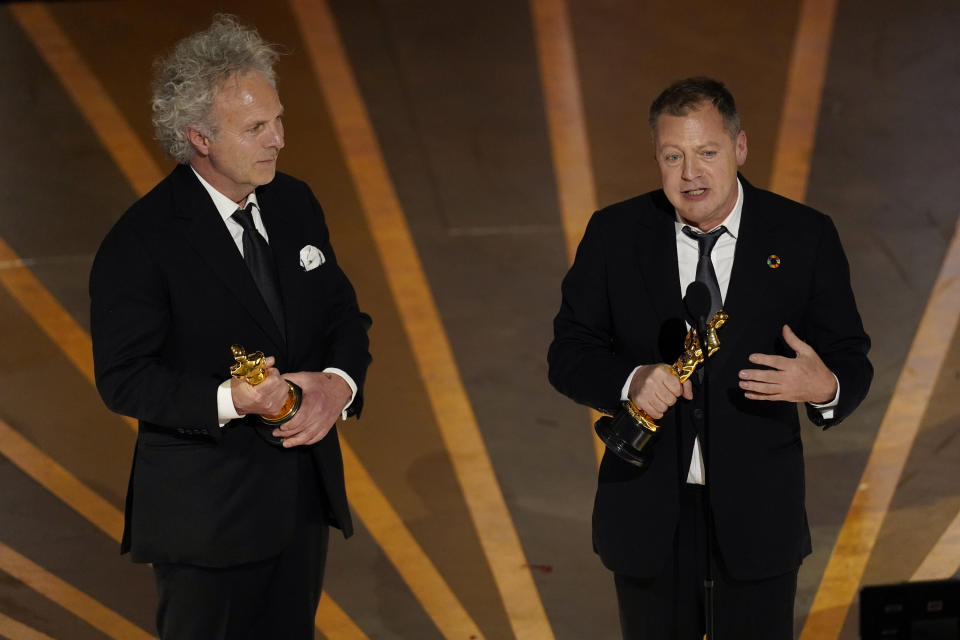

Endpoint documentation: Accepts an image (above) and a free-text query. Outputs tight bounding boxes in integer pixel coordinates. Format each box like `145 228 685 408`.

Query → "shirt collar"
675 178 743 239
190 166 260 222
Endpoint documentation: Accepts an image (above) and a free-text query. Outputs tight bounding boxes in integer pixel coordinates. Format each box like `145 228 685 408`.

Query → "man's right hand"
230 356 290 417
628 363 692 419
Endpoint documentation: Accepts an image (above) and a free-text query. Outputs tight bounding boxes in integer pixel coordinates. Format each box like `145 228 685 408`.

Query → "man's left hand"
738 325 837 403
271 371 352 447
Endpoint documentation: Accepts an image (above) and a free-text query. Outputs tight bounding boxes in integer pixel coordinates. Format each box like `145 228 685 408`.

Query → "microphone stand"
697 311 717 640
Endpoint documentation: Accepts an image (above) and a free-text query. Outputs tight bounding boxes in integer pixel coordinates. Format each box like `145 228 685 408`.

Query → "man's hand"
628 364 693 419
230 356 291 416
738 325 837 403
272 371 352 448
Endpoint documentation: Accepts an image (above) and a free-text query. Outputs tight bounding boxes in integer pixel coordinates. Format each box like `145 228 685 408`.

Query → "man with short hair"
548 77 872 638
90 15 371 639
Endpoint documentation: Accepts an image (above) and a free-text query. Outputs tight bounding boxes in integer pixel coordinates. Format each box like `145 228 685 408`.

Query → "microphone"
683 281 711 334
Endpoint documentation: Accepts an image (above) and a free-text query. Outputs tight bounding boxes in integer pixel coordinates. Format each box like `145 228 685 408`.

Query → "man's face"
653 102 747 231
190 71 284 203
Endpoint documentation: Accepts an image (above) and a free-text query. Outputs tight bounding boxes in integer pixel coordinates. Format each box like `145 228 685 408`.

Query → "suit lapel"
637 192 684 331
711 180 784 374
171 165 285 353
256 181 306 355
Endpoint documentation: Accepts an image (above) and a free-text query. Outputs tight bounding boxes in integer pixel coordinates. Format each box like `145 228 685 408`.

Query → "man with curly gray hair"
90 15 372 639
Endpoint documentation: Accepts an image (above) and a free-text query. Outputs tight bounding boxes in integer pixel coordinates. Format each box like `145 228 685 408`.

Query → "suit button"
693 408 704 420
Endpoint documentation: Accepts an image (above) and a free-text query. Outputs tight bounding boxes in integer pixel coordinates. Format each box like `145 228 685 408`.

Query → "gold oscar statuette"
594 309 729 468
629 309 728 434
229 344 302 425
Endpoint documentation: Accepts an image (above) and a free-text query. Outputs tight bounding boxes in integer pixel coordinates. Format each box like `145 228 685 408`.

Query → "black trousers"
614 484 797 640
153 450 329 640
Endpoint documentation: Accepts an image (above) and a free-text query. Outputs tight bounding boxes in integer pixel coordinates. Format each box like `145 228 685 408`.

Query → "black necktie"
682 225 727 321
232 203 285 335
681 225 726 469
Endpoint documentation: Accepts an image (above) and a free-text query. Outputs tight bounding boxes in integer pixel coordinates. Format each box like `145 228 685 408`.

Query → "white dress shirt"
620 180 838 483
189 168 357 425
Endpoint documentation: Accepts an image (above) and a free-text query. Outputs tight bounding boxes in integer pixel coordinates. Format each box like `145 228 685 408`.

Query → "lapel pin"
766 254 781 269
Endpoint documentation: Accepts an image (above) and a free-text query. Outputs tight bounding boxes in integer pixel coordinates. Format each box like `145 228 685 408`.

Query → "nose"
681 154 700 181
266 119 284 150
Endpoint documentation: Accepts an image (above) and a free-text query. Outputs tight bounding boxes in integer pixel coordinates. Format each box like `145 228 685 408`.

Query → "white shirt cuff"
621 366 643 402
808 373 840 420
323 367 357 420
217 378 242 427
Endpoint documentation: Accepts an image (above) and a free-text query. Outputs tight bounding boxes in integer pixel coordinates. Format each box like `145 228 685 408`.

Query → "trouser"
154 449 329 640
614 484 797 640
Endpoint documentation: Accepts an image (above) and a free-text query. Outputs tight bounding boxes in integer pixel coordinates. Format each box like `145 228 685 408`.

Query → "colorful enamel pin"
766 254 781 269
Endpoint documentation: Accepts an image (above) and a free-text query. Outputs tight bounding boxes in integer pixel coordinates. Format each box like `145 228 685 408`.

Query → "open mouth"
683 188 706 196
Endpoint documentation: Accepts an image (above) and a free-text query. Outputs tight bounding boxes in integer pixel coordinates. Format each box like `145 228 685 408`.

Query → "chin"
683 199 719 220
254 168 277 185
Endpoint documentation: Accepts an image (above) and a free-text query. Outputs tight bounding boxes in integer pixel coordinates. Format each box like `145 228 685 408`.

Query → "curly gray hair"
151 14 280 164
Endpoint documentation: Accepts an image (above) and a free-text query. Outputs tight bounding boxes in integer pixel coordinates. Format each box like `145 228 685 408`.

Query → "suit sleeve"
548 211 638 414
802 215 873 427
306 189 372 418
90 218 223 435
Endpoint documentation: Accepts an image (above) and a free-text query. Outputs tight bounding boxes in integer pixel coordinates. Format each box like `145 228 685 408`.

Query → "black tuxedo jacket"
91 164 371 568
548 178 871 580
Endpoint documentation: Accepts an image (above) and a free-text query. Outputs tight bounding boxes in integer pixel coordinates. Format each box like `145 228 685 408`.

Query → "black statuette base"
594 403 660 468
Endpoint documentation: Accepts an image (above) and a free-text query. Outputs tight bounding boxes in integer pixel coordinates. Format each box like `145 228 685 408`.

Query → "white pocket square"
299 245 325 271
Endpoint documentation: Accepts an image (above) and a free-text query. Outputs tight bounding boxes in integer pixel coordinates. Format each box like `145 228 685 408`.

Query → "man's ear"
186 126 210 157
735 130 748 167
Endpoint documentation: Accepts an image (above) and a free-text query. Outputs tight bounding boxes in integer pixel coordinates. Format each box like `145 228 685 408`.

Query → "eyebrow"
659 141 723 151
247 108 284 129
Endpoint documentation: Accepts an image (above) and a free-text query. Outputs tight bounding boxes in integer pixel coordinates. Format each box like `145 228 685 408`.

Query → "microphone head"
683 281 711 323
